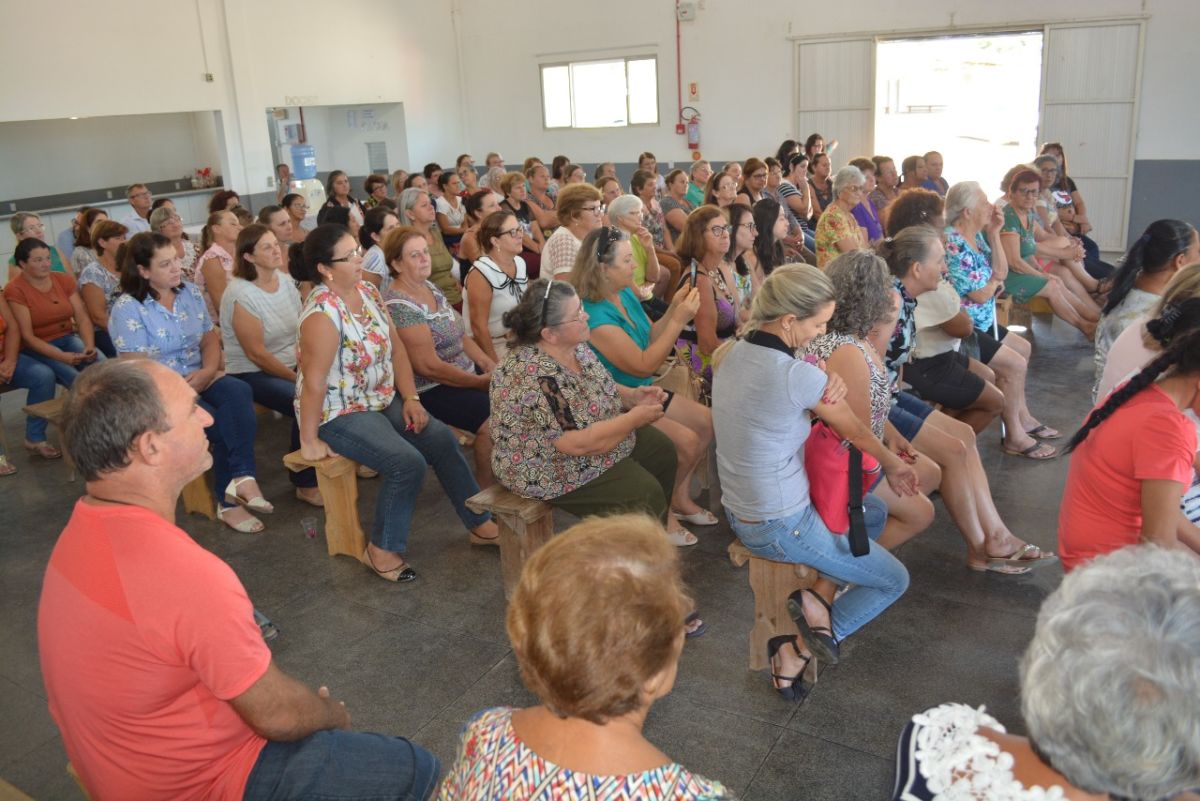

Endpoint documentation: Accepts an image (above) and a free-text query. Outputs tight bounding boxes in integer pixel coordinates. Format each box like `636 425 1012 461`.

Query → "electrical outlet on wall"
174 182 181 190
106 190 113 199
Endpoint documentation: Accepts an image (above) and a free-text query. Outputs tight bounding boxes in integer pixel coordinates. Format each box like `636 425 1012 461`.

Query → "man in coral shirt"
38 360 440 801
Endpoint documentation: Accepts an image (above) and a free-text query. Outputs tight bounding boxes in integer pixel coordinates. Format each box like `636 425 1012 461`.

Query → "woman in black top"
499 172 544 279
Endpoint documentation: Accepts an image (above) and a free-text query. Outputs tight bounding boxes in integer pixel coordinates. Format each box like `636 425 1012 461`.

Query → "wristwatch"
404 395 421 403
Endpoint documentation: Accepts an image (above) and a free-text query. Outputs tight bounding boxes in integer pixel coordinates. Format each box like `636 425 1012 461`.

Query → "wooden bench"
464 485 555 599
22 397 75 481
728 540 818 671
995 296 1012 328
282 451 366 559
0 776 35 801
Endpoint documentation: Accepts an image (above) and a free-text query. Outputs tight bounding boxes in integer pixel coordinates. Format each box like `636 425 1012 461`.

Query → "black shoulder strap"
848 445 869 557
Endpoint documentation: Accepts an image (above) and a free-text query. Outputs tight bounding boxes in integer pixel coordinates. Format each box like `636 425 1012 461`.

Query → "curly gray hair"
1021 546 1200 799
823 250 894 338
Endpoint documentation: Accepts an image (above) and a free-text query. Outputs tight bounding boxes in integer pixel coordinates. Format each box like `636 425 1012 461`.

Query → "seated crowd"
6 137 1199 800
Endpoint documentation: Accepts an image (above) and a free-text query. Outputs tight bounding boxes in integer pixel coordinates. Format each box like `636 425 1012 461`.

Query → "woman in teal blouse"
567 226 718 527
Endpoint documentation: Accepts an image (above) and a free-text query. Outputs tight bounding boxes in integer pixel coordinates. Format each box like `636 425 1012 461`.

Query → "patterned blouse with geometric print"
489 343 635 500
438 707 732 801
294 281 395 427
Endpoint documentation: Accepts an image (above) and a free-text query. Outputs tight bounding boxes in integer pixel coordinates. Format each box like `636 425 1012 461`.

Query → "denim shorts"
888 390 935 442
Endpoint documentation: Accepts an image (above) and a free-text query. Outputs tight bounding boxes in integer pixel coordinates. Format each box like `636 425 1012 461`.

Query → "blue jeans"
22 333 105 389
197 375 258 509
318 398 489 553
726 498 908 641
231 371 316 489
5 353 57 443
242 729 441 801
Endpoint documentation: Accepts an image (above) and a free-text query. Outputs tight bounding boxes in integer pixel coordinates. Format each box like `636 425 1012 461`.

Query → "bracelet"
404 395 421 403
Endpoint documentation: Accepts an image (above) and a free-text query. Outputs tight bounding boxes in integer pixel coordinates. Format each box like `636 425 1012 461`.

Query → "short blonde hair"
555 183 602 226
507 514 691 724
499 171 526 197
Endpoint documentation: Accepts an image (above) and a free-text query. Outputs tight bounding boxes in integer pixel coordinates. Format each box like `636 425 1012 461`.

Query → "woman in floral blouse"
109 232 267 534
293 224 497 582
489 277 684 537
439 515 730 801
382 226 497 488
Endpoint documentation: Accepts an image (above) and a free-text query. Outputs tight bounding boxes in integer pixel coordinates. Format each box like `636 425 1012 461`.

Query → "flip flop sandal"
967 560 1032 575
1002 441 1057 460
787 589 840 665
1025 424 1062 440
985 543 1058 570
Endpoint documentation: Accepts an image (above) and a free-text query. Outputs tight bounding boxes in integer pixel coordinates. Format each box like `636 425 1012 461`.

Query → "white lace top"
893 703 1069 800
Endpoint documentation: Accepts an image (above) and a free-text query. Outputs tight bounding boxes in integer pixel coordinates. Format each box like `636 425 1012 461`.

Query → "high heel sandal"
787 588 840 665
24 440 61 460
224 477 274 514
767 635 813 701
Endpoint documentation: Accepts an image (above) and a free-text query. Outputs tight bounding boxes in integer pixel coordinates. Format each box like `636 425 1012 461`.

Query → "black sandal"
787 588 840 665
767 635 813 701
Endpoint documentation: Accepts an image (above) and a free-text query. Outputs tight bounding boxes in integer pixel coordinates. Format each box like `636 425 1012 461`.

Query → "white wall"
0 113 221 200
0 0 465 199
453 0 1199 165
283 104 410 180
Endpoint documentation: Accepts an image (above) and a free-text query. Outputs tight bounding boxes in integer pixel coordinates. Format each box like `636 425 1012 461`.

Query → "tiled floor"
0 314 1092 799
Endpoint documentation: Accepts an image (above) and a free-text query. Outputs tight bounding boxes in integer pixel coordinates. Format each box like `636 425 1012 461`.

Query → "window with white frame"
541 56 658 129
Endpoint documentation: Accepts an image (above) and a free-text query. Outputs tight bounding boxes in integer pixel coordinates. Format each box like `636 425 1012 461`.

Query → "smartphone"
661 390 676 412
689 262 698 288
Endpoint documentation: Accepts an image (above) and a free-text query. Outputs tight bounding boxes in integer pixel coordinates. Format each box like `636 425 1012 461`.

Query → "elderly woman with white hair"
606 193 669 303
814 166 868 269
893 545 1200 800
398 186 460 307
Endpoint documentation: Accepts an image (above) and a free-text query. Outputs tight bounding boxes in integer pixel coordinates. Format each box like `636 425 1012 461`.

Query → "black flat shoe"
767 635 813 701
787 588 840 665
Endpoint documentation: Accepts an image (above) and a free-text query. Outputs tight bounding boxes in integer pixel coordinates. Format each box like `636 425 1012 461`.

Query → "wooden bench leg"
746 558 817 671
494 511 555 599
181 471 216 520
314 465 367 559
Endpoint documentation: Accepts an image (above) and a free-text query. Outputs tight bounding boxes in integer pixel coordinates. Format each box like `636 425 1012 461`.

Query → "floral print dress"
489 344 634 500
944 227 995 330
294 282 395 427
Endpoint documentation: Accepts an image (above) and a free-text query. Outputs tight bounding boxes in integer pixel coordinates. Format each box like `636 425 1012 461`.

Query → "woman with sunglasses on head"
463 211 529 363
674 206 739 398
293 225 498 582
7 213 69 282
568 226 711 543
488 277 690 548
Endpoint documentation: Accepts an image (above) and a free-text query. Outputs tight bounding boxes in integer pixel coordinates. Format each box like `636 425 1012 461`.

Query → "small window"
541 56 658 129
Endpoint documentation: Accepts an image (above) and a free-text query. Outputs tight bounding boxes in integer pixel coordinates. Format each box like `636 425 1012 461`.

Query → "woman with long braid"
1059 326 1200 571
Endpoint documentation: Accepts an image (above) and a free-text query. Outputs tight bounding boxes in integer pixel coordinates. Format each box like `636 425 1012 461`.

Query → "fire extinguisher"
682 106 700 150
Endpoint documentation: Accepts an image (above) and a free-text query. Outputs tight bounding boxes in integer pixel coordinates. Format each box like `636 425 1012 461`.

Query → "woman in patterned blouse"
109 232 267 534
488 277 684 536
293 225 498 582
439 514 732 801
382 226 497 488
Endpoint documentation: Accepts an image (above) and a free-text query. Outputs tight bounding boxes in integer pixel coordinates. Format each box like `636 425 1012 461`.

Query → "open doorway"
874 32 1043 198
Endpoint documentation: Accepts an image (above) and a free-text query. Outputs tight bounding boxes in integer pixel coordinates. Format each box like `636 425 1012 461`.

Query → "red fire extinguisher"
682 105 700 150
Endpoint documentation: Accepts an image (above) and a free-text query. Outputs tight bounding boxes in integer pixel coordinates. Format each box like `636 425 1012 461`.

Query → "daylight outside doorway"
874 32 1043 200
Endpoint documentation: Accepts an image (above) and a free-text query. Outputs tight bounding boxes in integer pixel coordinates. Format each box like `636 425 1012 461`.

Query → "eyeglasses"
499 227 524 240
737 222 757 232
130 191 151 200
1014 187 1040 197
846 185 865 193
581 205 602 215
709 224 733 237
329 246 363 263
750 172 767 180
